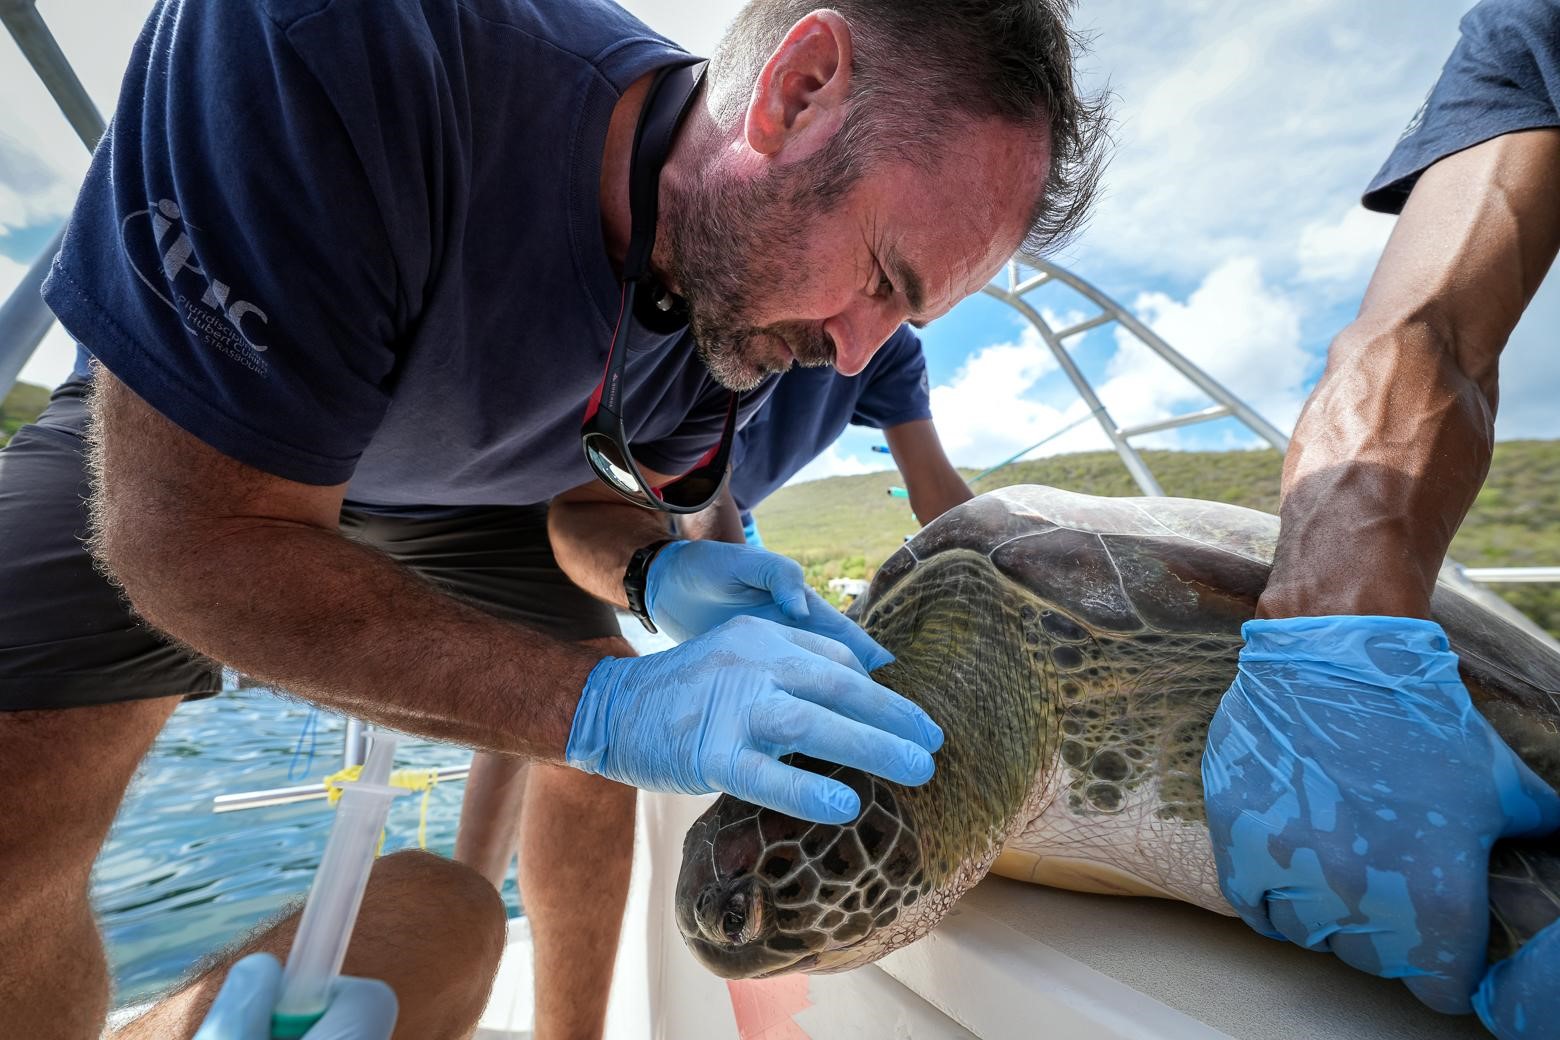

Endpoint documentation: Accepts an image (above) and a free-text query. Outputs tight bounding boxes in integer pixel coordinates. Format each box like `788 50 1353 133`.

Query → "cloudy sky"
2 0 1554 487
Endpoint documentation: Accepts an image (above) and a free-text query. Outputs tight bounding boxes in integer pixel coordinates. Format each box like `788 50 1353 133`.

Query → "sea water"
96 619 672 1009
94 684 518 1008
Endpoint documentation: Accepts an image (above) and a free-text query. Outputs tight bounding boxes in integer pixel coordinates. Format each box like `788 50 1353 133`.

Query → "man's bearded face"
662 112 1050 392
663 161 840 391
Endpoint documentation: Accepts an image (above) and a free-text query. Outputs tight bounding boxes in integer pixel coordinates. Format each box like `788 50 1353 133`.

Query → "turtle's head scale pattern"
675 761 927 978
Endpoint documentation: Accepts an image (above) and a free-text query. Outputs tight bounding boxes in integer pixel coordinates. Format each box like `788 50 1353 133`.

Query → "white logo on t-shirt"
121 198 271 374
1399 89 1433 142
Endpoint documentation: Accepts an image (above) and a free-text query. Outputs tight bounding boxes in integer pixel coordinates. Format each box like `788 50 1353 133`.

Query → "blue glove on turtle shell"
194 953 397 1040
1202 616 1560 1014
567 615 941 823
645 539 893 671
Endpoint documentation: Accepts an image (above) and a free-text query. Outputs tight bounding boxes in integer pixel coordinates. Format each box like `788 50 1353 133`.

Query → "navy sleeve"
849 325 933 430
632 371 779 478
42 0 445 484
1364 0 1560 214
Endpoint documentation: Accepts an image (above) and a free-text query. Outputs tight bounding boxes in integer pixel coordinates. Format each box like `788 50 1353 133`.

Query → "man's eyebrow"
885 247 927 318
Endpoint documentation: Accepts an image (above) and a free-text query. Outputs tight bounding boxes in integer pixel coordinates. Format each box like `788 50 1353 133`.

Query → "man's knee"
362 851 508 971
332 852 507 1038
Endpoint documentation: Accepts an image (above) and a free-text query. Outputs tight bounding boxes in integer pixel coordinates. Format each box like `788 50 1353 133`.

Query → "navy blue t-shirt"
1364 0 1560 213
728 324 931 517
43 0 770 508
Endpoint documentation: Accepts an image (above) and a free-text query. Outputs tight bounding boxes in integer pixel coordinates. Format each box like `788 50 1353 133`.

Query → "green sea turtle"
675 485 1560 980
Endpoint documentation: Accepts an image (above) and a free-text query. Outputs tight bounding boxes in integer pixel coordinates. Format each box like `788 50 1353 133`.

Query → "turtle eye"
721 892 749 943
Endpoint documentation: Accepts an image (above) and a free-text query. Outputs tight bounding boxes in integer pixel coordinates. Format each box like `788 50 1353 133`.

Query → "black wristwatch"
624 539 676 633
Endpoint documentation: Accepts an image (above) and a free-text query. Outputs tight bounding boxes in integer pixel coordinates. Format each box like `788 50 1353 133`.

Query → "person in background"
0 0 1101 1033
1199 2 1560 1036
680 323 973 547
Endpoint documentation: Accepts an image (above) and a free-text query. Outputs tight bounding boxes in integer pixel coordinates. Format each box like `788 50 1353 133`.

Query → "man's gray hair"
709 0 1110 257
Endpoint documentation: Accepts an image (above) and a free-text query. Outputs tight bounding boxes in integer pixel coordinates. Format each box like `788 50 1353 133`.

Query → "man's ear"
744 10 853 158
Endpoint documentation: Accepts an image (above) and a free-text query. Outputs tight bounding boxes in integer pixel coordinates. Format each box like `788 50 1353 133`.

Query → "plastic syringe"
270 730 403 1039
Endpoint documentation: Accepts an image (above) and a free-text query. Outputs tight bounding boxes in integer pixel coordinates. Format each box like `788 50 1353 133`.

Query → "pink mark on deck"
726 975 813 1039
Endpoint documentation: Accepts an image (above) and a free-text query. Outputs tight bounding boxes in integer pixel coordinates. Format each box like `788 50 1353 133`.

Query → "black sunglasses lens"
583 433 646 499
655 470 724 508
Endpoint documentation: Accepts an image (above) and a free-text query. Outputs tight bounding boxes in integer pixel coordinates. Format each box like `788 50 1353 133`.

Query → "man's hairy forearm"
1259 320 1493 620
1261 130 1560 622
87 374 597 757
124 523 595 754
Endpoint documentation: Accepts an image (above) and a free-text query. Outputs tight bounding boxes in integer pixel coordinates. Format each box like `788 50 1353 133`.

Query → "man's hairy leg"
455 751 530 888
113 850 506 1040
521 635 638 1040
0 695 179 1040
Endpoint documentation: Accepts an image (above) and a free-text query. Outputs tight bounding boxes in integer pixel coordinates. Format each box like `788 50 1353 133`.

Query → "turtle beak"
678 876 801 978
677 807 808 978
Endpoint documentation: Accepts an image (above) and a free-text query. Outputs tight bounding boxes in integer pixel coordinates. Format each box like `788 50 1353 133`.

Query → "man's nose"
826 304 903 376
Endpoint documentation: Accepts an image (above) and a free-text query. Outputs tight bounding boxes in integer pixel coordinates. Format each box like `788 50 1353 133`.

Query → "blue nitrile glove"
194 953 397 1040
566 614 942 822
646 540 892 670
1202 616 1560 1013
1475 918 1560 1039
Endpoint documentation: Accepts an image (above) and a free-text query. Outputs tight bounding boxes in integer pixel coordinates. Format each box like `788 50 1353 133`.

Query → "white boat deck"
472 790 1491 1040
476 918 535 1040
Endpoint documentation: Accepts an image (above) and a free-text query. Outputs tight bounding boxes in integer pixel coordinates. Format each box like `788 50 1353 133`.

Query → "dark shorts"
0 384 619 712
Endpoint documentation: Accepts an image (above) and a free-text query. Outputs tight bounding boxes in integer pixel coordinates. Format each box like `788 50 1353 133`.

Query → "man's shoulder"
258 0 685 79
1364 0 1560 213
1456 0 1560 68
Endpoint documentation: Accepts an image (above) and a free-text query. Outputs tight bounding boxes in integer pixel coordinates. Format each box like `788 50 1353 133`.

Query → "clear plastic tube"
270 731 402 1039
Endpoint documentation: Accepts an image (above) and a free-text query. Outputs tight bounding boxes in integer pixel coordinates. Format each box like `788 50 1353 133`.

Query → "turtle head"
675 758 930 978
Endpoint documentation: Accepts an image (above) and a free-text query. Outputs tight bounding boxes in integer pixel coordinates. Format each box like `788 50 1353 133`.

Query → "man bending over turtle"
457 322 972 892
0 0 1104 1037
1200 1 1560 1035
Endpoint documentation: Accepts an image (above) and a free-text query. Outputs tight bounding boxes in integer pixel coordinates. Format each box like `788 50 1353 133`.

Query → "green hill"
754 442 1560 638
0 380 50 446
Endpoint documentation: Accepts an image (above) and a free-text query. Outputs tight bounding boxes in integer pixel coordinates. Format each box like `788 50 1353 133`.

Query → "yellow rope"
321 766 442 851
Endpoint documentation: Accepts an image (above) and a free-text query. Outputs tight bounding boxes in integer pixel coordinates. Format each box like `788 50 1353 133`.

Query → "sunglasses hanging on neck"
580 58 738 515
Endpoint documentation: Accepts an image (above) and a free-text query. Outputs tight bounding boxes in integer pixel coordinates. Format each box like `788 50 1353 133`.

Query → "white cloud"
929 323 1110 467
0 129 77 233
1065 0 1471 280
17 320 78 389
11 0 1547 454
618 0 739 55
1297 205 1396 284
1096 257 1311 444
0 0 152 221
